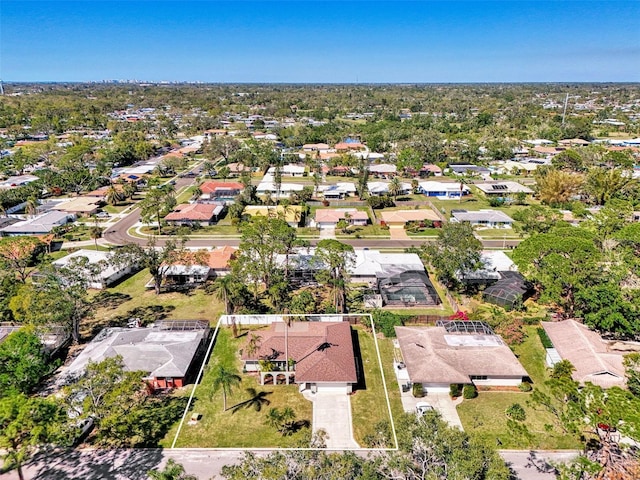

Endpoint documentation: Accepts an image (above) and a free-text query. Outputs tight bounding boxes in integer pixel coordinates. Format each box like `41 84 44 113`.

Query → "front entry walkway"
306 391 360 449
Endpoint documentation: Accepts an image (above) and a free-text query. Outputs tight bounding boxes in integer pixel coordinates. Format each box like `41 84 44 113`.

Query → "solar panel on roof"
491 184 508 190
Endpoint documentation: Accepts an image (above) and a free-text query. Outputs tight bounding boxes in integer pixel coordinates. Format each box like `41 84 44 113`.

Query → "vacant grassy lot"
457 326 581 449
165 327 313 448
350 327 399 446
82 268 223 340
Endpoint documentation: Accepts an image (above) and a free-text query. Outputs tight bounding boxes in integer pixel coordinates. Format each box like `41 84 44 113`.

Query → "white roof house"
52 249 135 289
367 181 412 196
368 164 397 175
474 181 534 195
351 250 426 286
419 181 470 199
268 164 306 177
451 209 515 229
1 211 75 236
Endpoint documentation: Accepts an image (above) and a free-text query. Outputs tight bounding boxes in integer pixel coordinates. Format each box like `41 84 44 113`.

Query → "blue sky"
2 1 639 82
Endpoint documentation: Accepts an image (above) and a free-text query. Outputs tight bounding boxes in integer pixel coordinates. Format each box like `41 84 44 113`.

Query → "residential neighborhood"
1 81 639 480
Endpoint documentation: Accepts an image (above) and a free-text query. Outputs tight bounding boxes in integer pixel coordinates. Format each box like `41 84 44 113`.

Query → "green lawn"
456 326 581 449
83 268 223 340
350 327 399 446
475 228 519 239
165 328 313 448
336 224 389 238
175 186 196 204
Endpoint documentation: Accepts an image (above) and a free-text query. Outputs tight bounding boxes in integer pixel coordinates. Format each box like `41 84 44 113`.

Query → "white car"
416 402 434 416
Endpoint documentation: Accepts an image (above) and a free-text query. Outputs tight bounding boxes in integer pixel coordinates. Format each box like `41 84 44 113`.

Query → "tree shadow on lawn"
86 305 176 338
230 389 273 414
29 448 164 480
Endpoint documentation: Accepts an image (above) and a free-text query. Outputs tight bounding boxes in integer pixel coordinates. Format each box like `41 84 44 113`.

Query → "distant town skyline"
2 1 639 83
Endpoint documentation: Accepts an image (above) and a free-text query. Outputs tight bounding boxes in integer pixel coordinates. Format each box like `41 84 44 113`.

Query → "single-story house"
226 163 252 177
541 320 627 389
367 181 412 196
0 211 75 236
379 209 441 227
558 138 590 147
279 164 306 177
52 196 103 217
419 181 470 199
335 142 365 152
60 320 211 391
489 160 540 175
449 164 491 176
395 322 529 393
241 321 358 394
302 143 330 153
199 181 243 199
368 164 397 178
351 250 427 287
52 249 135 289
419 164 443 177
243 205 302 228
256 174 305 198
457 250 518 284
320 182 357 200
474 181 533 196
451 209 515 229
314 209 368 229
164 203 225 226
161 246 237 286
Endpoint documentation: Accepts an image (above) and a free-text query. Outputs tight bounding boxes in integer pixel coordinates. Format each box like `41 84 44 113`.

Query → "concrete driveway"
389 225 410 239
308 392 360 449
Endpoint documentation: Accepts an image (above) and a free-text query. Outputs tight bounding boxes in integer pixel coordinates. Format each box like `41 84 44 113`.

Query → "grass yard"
165 328 313 448
475 228 519 239
336 224 390 238
456 326 581 449
350 327 400 447
82 268 224 340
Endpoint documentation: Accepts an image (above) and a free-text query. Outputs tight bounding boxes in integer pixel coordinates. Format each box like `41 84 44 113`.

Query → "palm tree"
89 225 102 250
278 406 297 436
105 185 123 206
210 365 242 412
245 333 261 357
122 181 137 200
388 176 402 201
264 408 283 430
25 196 39 217
211 274 236 316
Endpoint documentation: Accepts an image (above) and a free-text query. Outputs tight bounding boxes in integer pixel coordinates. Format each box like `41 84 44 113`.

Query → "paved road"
1 448 580 480
500 450 581 480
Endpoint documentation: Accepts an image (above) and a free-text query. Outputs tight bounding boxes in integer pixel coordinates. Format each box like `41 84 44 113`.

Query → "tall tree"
210 365 242 412
0 329 51 397
0 393 69 480
0 236 44 283
314 239 355 313
421 222 483 289
139 186 176 234
534 168 583 207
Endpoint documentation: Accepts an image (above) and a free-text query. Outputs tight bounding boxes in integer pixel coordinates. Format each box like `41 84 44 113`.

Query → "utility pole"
0 80 4 95
561 93 569 127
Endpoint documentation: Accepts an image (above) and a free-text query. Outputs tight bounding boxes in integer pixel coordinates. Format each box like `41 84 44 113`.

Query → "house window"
470 375 488 381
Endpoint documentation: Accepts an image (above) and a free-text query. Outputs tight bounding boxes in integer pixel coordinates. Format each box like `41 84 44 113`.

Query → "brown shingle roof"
541 320 626 388
242 322 357 384
395 326 528 384
165 203 219 221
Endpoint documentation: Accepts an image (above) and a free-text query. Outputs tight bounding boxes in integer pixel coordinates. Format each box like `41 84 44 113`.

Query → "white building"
52 249 135 289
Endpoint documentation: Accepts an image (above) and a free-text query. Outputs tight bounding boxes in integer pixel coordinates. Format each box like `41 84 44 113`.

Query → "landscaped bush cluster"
372 310 405 338
449 384 462 398
505 403 527 421
462 384 478 399
412 383 424 398
536 327 554 348
518 382 532 392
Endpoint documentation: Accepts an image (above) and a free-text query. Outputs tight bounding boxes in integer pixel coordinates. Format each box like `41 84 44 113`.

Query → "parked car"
416 402 434 416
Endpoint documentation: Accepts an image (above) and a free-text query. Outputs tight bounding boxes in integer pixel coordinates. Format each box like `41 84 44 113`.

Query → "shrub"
518 382 532 392
462 384 478 399
412 383 424 398
449 384 462 398
536 327 554 348
372 310 404 338
506 403 527 421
